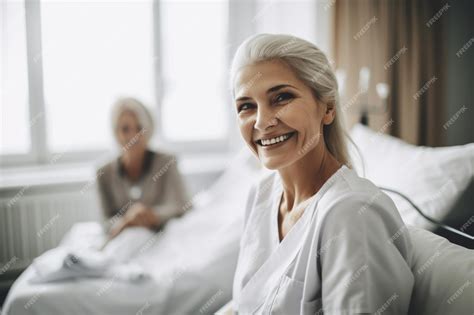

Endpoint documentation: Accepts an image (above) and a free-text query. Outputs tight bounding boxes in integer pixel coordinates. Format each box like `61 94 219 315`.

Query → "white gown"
233 165 414 314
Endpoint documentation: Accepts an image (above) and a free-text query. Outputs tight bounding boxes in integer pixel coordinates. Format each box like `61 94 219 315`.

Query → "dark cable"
379 186 474 241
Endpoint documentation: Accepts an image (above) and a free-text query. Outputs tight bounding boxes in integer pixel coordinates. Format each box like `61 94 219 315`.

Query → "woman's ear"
322 103 336 125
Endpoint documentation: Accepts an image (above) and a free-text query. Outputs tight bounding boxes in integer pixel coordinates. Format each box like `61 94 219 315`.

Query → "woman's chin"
260 155 292 170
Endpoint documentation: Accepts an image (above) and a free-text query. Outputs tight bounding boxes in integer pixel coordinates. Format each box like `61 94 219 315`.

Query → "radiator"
0 184 102 272
0 167 219 274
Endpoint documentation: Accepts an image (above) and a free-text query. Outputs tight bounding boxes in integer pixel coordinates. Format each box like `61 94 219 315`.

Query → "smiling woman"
231 36 351 172
228 34 415 314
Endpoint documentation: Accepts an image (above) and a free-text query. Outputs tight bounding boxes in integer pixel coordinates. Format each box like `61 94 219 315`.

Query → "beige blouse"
96 150 190 230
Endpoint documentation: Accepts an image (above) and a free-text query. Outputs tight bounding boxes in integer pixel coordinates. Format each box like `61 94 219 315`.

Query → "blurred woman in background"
97 97 189 238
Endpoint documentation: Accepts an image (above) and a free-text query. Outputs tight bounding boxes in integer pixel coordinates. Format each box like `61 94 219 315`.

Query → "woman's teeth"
259 132 294 146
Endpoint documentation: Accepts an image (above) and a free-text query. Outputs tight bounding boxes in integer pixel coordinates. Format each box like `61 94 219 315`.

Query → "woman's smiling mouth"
255 131 296 148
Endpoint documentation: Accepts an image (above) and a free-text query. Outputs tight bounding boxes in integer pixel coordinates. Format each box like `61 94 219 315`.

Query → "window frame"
1 0 254 168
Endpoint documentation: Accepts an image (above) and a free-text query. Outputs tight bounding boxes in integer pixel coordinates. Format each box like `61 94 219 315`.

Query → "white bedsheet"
2 151 264 315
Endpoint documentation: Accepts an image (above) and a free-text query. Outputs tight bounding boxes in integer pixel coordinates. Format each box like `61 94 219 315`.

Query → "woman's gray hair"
111 97 154 142
230 33 352 167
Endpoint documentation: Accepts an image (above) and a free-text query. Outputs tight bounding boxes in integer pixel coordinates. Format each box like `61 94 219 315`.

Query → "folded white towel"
30 247 149 284
29 226 157 284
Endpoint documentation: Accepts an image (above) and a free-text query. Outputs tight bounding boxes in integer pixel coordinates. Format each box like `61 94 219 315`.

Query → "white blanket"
2 151 265 315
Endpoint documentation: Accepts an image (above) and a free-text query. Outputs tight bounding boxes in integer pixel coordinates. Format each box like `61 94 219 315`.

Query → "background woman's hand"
108 202 160 239
124 202 160 227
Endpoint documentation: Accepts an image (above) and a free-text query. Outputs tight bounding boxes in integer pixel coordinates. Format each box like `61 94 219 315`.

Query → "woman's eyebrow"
267 84 297 94
235 96 251 102
235 84 297 102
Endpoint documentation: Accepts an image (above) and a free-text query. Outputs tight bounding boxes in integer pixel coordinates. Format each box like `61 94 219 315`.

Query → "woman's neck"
277 142 341 213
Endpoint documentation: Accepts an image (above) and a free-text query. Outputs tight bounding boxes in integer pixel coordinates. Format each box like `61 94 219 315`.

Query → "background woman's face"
116 111 147 152
234 60 330 170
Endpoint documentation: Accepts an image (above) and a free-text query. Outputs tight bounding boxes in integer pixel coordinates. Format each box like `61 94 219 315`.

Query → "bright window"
161 0 228 141
40 0 155 152
0 0 30 155
1 0 235 164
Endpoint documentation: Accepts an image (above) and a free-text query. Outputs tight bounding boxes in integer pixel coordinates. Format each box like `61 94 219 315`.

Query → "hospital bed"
1 150 265 315
2 124 473 314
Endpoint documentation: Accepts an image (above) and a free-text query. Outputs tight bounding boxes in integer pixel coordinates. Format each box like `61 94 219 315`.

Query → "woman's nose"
255 106 277 131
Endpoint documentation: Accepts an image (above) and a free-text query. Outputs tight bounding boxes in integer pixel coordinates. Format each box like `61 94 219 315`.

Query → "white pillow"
407 226 474 314
349 124 474 230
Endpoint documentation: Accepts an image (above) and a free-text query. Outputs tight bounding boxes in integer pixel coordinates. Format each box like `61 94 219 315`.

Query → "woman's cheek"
237 117 247 139
238 117 251 145
280 103 316 151
241 117 259 156
278 105 304 133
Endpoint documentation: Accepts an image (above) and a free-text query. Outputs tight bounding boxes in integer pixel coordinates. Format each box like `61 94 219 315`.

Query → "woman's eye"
275 92 294 104
237 103 254 113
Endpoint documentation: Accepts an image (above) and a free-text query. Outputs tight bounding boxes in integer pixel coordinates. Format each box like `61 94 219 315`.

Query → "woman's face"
116 111 147 153
234 60 335 170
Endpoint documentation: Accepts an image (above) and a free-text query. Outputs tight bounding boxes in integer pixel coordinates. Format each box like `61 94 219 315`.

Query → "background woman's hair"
230 33 353 168
111 97 155 143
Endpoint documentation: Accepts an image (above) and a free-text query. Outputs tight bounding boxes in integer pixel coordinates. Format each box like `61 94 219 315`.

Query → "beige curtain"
333 0 446 146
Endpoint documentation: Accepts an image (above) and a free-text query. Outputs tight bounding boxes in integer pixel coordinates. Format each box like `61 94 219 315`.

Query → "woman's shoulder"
313 167 413 260
133 150 179 184
95 150 178 179
96 158 118 180
148 150 178 164
323 166 390 205
332 166 379 193
318 166 402 227
148 150 178 171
